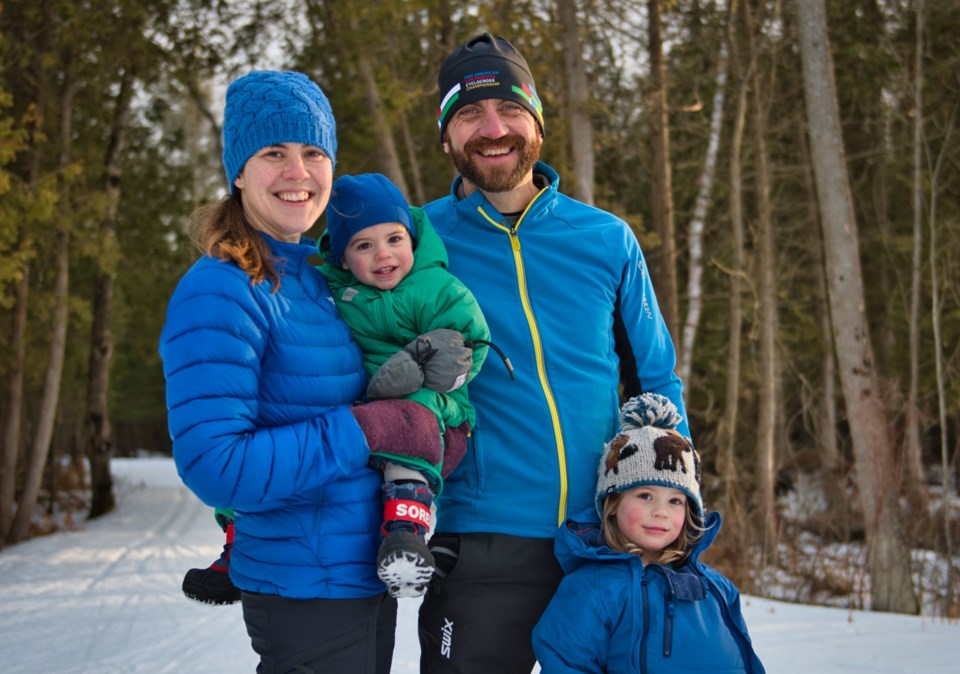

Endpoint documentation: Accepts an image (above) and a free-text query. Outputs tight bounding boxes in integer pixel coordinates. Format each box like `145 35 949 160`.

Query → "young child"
182 173 491 603
320 172 491 598
532 393 765 673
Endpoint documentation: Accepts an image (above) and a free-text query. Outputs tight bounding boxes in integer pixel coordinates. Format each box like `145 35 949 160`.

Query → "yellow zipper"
476 191 569 526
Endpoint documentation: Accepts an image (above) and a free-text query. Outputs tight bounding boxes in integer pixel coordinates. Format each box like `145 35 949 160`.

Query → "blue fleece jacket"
424 162 688 536
533 509 765 673
160 233 384 599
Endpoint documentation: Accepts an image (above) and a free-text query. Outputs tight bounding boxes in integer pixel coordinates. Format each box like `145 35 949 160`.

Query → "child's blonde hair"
600 491 704 567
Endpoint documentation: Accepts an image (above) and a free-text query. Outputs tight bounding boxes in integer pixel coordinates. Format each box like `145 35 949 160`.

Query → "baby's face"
341 222 414 290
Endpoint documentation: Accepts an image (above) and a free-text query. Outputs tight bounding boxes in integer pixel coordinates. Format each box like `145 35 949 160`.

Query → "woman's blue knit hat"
326 173 414 261
222 70 337 194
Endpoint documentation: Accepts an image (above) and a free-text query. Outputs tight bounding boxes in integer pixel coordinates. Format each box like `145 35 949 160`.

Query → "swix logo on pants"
441 617 454 658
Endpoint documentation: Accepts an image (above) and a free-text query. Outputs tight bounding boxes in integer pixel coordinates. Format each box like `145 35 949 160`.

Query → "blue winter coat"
424 162 688 537
533 509 765 673
160 233 384 599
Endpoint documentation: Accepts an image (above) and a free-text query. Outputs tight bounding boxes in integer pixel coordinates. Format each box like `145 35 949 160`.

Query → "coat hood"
555 507 722 575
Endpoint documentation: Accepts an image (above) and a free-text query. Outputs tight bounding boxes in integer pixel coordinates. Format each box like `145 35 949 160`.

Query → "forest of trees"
0 0 957 616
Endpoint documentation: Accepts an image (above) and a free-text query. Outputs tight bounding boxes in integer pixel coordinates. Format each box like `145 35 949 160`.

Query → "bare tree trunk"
0 0 51 545
0 265 29 542
557 0 594 205
718 2 747 516
9 56 75 543
85 66 136 519
743 0 778 552
796 0 918 614
903 0 926 493
356 52 408 195
680 31 728 384
921 18 958 609
796 115 841 474
398 110 425 206
646 0 679 340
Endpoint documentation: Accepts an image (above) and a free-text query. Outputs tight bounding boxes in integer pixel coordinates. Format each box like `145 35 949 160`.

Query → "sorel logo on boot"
388 501 432 528
441 618 454 658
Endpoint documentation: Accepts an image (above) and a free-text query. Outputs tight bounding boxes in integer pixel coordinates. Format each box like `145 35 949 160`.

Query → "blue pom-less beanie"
326 173 414 261
223 70 337 194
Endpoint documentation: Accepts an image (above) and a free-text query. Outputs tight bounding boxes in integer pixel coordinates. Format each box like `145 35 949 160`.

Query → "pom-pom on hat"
436 33 544 141
596 393 703 522
325 173 414 261
223 70 337 194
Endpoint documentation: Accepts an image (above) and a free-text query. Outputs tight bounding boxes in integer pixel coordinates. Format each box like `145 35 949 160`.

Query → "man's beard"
449 133 542 193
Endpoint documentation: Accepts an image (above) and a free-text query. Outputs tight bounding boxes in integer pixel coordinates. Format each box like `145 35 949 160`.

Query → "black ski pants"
241 590 397 674
418 532 564 674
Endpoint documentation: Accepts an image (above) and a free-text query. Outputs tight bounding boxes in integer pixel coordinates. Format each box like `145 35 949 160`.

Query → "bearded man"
418 33 691 674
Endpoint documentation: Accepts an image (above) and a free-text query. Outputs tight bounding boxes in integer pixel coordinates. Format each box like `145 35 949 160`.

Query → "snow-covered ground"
0 457 957 673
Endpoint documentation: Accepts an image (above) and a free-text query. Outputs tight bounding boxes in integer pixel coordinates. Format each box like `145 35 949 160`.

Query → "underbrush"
707 470 960 618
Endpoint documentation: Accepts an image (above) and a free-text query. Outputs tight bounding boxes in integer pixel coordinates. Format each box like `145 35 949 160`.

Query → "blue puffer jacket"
424 162 688 536
532 509 765 673
160 233 384 599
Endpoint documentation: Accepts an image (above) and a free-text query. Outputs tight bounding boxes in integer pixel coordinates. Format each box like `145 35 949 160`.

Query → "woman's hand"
349 399 442 463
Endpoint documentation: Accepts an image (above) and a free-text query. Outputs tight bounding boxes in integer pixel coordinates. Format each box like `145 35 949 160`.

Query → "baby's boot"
376 480 435 598
182 518 241 605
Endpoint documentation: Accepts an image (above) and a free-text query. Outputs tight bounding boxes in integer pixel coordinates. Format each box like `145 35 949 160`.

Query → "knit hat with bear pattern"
596 393 703 522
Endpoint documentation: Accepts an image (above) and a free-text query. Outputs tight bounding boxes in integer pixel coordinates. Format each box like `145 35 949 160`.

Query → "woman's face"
233 143 332 242
613 485 687 555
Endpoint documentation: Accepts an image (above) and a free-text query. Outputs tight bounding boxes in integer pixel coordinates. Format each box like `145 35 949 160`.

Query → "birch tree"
679 16 728 384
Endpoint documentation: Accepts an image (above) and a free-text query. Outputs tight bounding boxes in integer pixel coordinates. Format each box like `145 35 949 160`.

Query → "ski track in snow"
1 458 957 673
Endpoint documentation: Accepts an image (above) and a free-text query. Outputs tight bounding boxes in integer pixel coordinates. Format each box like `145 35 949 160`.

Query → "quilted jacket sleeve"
160 263 369 510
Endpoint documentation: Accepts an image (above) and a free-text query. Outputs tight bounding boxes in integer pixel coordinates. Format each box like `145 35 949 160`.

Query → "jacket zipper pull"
663 593 675 657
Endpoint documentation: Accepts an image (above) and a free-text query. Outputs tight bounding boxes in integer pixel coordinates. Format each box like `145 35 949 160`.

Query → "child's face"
613 485 686 555
341 222 414 290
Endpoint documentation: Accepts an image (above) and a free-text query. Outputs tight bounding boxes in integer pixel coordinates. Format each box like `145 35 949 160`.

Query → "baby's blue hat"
222 70 337 194
326 173 413 261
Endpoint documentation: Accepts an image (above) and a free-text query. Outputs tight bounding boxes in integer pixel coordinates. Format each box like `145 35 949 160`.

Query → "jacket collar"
449 161 560 220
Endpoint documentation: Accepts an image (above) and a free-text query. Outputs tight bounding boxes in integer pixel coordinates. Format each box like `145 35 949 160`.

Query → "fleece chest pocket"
659 568 706 658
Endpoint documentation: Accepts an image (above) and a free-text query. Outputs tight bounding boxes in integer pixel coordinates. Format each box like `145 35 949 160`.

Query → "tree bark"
795 0 918 614
0 265 29 542
743 0 778 552
356 51 408 196
646 0 679 340
85 66 136 519
903 0 926 493
718 2 747 517
9 55 75 543
0 0 51 544
557 0 594 205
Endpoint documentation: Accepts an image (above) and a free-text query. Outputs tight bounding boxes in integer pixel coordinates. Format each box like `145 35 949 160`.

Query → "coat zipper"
639 576 650 674
475 195 568 525
663 592 675 657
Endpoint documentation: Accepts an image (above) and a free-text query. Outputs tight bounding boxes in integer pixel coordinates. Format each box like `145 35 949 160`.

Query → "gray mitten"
367 328 473 399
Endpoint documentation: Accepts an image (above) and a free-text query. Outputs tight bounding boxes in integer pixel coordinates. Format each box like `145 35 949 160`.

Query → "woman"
159 70 437 674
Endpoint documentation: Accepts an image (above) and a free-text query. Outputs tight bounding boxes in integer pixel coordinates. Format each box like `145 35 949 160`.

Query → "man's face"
443 98 542 194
